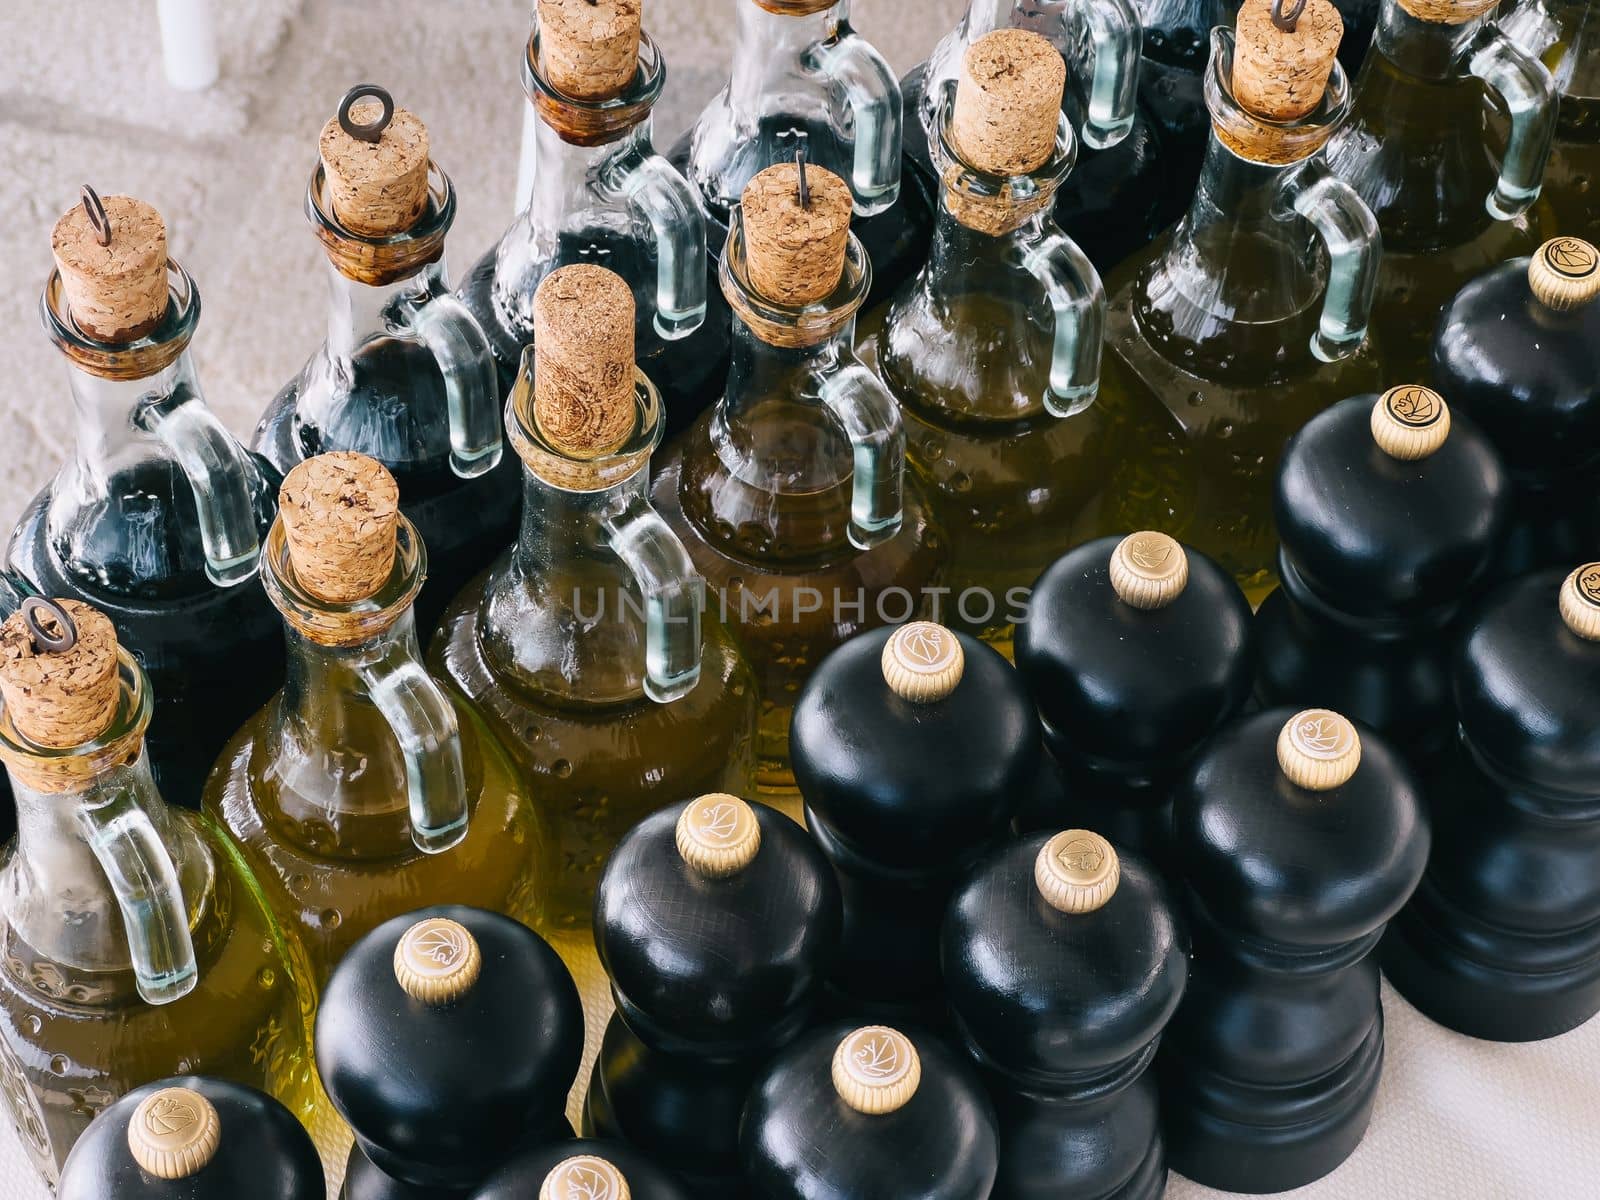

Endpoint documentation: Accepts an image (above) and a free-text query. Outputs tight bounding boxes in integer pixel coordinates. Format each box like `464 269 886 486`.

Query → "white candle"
158 0 220 92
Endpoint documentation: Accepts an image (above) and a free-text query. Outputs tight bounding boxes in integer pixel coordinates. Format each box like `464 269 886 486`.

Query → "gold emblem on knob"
539 1154 631 1200
881 621 965 702
1276 709 1362 791
1559 563 1600 642
127 1087 221 1180
676 793 762 878
1528 236 1600 312
1371 385 1451 460
393 917 482 1005
1109 532 1189 609
1034 829 1120 913
832 1026 922 1115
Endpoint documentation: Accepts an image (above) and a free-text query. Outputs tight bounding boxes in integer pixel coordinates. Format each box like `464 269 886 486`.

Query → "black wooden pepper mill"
472 1138 689 1200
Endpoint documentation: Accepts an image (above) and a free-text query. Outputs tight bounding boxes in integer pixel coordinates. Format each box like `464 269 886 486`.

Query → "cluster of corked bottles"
1 0 1598 1195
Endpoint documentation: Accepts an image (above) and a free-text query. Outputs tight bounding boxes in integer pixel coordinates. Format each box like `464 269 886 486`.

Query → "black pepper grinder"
943 829 1188 1199
584 793 841 1195
742 1021 998 1199
58 1077 323 1200
790 621 1037 1020
1432 237 1600 579
472 1139 689 1200
1015 531 1254 857
1256 386 1510 763
1384 564 1600 1041
1161 708 1430 1193
316 905 585 1198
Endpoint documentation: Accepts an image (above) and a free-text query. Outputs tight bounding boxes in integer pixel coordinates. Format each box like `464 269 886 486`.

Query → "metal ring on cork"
777 131 812 208
79 185 113 247
338 83 396 143
20 597 78 655
1272 0 1308 31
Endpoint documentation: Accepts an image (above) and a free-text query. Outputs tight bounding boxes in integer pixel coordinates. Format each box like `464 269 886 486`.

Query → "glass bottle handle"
806 32 903 215
405 287 505 480
820 361 905 549
604 496 704 705
356 640 470 855
1466 24 1558 220
75 786 197 1006
617 154 710 341
1280 159 1381 364
141 399 264 588
1019 228 1106 417
1070 0 1141 150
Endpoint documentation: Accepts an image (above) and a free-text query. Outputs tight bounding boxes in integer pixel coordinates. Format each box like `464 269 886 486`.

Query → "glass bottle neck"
728 3 841 102
526 117 652 233
321 258 442 362
1371 0 1492 81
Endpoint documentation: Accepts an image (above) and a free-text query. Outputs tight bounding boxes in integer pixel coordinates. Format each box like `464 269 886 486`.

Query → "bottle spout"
806 29 904 214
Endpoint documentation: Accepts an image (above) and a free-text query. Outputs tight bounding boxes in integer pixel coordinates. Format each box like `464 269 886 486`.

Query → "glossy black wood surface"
942 836 1188 1199
58 1077 322 1200
741 1020 998 1200
1160 709 1430 1193
472 1137 690 1200
1015 535 1254 858
1384 568 1600 1040
316 905 584 1192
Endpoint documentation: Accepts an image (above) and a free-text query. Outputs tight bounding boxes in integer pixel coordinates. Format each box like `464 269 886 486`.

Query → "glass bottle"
1324 0 1560 379
459 20 726 439
0 606 329 1188
1093 27 1383 602
1502 0 1600 239
668 0 931 312
9 241 280 809
653 189 946 803
860 61 1117 654
204 456 546 985
255 116 517 643
430 318 757 945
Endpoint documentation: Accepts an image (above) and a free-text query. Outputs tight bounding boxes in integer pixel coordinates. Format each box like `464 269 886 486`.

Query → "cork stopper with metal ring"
319 84 431 238
278 452 402 608
832 1026 922 1115
1528 237 1600 313
1369 385 1452 460
537 0 642 101
0 599 119 752
881 621 965 703
740 156 855 311
1108 531 1190 610
1035 829 1121 914
1395 0 1500 24
1276 708 1362 791
676 793 763 878
51 187 169 344
393 916 484 1005
1232 0 1344 123
126 1087 222 1181
1559 563 1600 642
539 1154 632 1200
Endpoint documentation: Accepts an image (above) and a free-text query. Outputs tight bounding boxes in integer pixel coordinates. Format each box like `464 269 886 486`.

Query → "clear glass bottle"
652 209 945 802
1503 0 1600 239
1325 0 1560 379
430 354 758 944
1093 28 1384 603
858 76 1115 655
255 158 517 643
459 21 725 439
8 260 281 809
0 630 330 1187
205 494 547 984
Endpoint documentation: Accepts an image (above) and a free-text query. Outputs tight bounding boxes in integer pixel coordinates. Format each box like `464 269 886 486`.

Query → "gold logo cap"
1109 532 1189 610
393 917 483 1004
1559 563 1600 642
1528 237 1600 312
1034 830 1121 913
881 622 965 702
127 1087 221 1180
1371 386 1451 461
1277 709 1362 791
832 1026 922 1115
676 793 762 878
539 1154 631 1200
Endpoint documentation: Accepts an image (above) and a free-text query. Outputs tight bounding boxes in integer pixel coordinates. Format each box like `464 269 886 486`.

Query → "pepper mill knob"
674 793 762 878
1034 830 1121 913
1109 532 1190 610
539 1154 633 1200
1528 236 1600 312
392 916 482 1004
880 621 965 702
1370 385 1451 461
1559 563 1600 642
1276 709 1362 791
831 1026 922 1115
126 1087 222 1180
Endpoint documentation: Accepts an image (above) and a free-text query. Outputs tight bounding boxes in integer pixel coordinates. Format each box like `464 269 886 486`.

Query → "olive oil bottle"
1503 0 1600 239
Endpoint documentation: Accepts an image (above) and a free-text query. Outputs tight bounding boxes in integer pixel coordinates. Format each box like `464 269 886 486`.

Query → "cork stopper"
533 265 638 461
1232 0 1343 122
832 1027 922 1115
0 601 120 750
51 192 169 344
319 90 431 238
278 453 401 606
126 1088 222 1181
881 622 965 703
1034 830 1121 914
1559 564 1600 642
1371 385 1451 460
740 162 854 309
540 1155 632 1200
1277 709 1362 791
676 794 762 878
1529 237 1600 312
537 0 642 101
951 31 1066 176
393 917 483 1005
1395 0 1500 24
1109 532 1190 610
